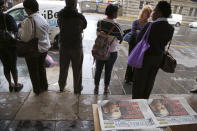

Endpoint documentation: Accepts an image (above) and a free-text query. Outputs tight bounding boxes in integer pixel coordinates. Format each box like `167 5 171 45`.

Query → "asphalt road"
0 13 197 95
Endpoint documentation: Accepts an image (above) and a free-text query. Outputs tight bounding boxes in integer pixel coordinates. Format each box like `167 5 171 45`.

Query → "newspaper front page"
98 99 158 130
148 97 197 127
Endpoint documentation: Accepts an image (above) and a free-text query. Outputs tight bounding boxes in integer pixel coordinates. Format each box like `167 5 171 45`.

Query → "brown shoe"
94 86 99 95
104 87 109 95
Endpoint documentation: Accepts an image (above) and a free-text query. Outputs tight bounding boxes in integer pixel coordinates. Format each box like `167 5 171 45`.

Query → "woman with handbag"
0 0 23 92
124 5 152 84
132 1 174 99
18 0 51 95
94 4 123 95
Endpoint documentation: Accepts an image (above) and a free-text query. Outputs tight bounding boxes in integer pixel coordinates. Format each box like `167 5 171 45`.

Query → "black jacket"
0 12 18 48
137 21 174 56
58 7 87 49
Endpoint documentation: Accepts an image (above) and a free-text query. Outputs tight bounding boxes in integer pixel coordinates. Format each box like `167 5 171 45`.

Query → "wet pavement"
0 92 197 130
1 13 197 95
1 13 197 130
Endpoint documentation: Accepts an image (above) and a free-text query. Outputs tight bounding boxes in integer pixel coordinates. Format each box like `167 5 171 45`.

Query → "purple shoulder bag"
128 22 153 68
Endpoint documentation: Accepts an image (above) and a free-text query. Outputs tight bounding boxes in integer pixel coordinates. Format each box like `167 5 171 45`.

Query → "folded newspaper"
97 98 197 130
148 97 197 127
98 99 158 130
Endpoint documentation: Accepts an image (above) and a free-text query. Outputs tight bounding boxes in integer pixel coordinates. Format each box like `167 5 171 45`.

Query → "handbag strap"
28 16 37 39
143 22 153 41
166 40 172 52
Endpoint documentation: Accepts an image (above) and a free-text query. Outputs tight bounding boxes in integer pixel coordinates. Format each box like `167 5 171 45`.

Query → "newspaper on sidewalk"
97 98 197 130
97 99 158 130
148 97 197 127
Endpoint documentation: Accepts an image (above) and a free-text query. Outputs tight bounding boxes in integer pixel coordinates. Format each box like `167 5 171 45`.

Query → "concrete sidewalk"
0 91 197 130
1 13 197 95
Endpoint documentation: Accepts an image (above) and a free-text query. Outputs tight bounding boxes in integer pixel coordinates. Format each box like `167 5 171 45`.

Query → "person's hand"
136 30 140 33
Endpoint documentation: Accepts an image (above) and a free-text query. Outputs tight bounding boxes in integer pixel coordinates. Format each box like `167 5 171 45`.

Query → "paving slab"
0 120 12 130
0 93 29 120
55 120 94 131
15 92 57 120
7 120 55 131
109 79 124 95
55 93 79 120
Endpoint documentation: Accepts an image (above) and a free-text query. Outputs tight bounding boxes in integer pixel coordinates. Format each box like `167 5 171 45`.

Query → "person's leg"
58 49 70 91
132 65 150 99
38 52 48 92
94 59 105 94
143 55 163 99
125 65 133 83
0 51 13 92
71 49 84 94
125 44 134 83
132 55 162 99
143 66 160 99
104 52 118 93
9 49 23 92
25 56 40 94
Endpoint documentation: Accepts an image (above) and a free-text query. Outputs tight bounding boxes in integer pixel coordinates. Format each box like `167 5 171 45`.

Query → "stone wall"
123 0 197 24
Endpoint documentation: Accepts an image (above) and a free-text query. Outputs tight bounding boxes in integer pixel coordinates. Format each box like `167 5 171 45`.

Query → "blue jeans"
94 52 118 87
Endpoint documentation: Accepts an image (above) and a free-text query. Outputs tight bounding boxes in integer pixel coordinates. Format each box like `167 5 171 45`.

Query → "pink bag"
45 54 57 68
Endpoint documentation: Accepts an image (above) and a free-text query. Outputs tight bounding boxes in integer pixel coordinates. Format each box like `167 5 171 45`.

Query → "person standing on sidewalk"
124 5 152 84
0 0 23 92
18 0 51 95
58 0 87 94
94 4 123 95
132 1 174 99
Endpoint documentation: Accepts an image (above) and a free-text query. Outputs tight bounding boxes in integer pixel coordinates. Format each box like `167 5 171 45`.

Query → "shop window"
178 6 183 14
189 8 194 16
139 1 144 9
146 1 150 5
194 8 197 17
173 5 178 14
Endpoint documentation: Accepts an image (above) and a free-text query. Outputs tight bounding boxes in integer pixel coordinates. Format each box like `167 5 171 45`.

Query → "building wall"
123 0 197 24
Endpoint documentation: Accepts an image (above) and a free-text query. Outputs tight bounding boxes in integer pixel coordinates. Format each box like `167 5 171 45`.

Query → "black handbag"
16 17 39 57
0 13 16 47
160 41 177 73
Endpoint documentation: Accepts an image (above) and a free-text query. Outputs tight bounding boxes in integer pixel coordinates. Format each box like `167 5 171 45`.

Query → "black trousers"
132 54 163 99
58 48 83 93
125 65 134 82
0 48 17 77
94 52 117 87
125 40 136 82
25 52 48 94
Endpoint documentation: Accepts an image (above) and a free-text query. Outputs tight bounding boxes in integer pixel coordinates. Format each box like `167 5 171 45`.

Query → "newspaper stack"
97 98 197 130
